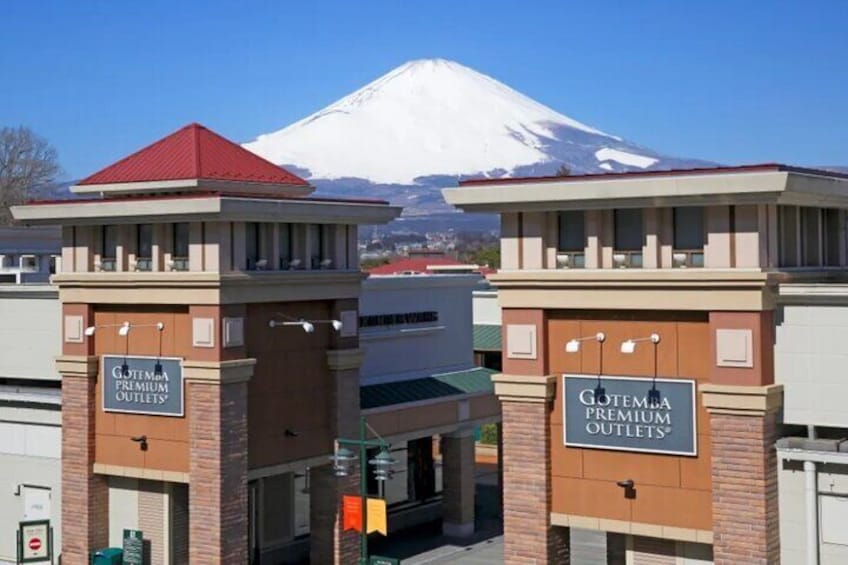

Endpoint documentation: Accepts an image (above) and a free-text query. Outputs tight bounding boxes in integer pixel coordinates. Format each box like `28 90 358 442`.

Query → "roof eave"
72 178 315 198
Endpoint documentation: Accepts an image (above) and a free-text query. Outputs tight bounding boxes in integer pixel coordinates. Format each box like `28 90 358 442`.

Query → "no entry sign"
18 519 51 563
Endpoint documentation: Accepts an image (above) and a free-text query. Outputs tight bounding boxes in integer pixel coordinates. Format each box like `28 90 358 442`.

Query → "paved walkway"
370 463 504 564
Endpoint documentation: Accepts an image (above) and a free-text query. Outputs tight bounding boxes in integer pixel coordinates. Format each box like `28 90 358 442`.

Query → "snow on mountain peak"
243 59 629 184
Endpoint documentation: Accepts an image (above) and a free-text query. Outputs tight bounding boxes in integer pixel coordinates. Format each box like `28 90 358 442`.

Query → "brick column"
703 384 783 565
57 355 108 563
310 348 364 565
493 374 570 565
185 359 254 564
442 429 476 537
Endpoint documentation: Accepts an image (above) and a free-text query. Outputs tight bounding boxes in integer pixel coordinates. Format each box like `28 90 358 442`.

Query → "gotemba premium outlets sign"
103 355 184 417
563 374 697 456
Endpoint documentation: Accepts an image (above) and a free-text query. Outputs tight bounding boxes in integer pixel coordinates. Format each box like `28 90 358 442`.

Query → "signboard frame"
18 519 52 564
562 374 698 457
102 355 185 417
123 528 144 565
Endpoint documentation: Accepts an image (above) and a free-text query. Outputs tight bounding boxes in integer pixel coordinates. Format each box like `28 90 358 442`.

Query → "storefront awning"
361 367 496 410
473 324 502 352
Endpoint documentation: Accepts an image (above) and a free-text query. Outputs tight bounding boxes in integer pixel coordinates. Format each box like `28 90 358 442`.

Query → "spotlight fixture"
268 314 342 334
284 429 300 438
620 333 660 354
85 321 165 337
565 332 605 353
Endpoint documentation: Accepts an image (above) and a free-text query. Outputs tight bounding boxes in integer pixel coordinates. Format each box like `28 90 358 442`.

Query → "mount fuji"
244 59 713 222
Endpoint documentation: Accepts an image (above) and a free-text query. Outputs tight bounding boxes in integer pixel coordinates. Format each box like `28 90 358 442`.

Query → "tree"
554 163 571 177
0 126 60 225
470 246 500 269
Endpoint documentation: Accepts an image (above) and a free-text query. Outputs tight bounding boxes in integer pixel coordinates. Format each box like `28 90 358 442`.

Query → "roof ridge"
192 123 202 178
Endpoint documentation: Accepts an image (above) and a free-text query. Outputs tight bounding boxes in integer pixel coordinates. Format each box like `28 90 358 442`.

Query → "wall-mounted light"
284 429 300 438
616 478 636 499
131 435 148 451
269 314 342 334
620 333 660 354
85 321 164 337
621 333 662 405
565 332 605 353
567 332 608 402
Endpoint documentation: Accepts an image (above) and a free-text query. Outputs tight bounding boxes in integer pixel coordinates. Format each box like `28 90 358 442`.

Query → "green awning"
361 367 496 410
473 324 502 352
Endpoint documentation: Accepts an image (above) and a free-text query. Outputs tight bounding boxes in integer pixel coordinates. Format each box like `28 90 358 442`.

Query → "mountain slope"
244 59 714 216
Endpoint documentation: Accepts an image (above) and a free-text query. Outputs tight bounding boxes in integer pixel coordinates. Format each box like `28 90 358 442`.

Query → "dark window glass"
673 207 705 250
557 211 585 251
308 224 322 268
279 224 292 266
102 225 119 258
778 206 798 267
614 209 643 251
246 222 260 269
137 224 153 258
173 223 190 258
801 207 821 267
823 209 841 267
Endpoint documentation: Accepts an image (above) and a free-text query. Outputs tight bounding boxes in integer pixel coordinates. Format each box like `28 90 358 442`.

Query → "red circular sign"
28 538 41 551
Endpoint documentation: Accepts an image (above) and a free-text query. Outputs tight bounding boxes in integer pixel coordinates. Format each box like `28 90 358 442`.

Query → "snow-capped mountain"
244 59 713 216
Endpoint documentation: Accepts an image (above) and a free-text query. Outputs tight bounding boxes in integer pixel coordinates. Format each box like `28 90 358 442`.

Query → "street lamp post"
330 415 395 565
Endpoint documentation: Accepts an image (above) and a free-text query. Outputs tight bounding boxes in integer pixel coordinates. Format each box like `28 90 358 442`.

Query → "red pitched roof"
78 123 309 187
368 257 494 275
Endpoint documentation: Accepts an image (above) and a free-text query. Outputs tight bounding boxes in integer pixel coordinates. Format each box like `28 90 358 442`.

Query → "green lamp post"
330 415 396 565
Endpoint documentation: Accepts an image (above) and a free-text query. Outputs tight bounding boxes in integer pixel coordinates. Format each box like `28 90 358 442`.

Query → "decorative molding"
55 355 98 378
492 374 556 403
715 328 753 368
192 317 215 348
326 348 365 371
701 383 783 416
64 315 84 343
506 324 537 359
183 358 256 384
93 463 189 484
550 512 713 545
339 310 358 338
222 317 244 348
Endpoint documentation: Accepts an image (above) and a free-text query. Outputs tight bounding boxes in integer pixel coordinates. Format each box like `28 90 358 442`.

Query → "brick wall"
309 464 360 565
502 401 569 564
62 371 109 562
710 410 780 564
188 380 248 564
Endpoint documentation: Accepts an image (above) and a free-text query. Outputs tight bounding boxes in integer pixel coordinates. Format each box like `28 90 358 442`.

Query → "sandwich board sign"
17 519 52 563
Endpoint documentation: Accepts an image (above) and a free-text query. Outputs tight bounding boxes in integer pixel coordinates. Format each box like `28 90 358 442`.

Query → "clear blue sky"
2 0 846 179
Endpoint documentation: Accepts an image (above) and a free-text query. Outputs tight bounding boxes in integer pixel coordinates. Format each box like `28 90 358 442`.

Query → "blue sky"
2 0 847 179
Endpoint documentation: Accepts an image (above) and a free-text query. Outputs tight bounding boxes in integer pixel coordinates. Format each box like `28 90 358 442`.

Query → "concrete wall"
360 275 480 384
472 289 501 326
779 460 848 565
775 304 848 427
0 294 60 381
0 404 62 563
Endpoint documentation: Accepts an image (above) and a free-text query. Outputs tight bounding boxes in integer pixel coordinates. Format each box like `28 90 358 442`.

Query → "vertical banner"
342 495 363 532
366 498 388 535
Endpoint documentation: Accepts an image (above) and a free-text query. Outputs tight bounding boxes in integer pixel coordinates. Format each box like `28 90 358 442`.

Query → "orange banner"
342 495 362 533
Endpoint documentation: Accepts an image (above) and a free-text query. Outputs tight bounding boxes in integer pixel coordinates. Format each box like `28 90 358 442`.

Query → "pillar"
702 384 783 565
493 374 570 564
57 355 109 562
442 429 476 537
186 359 254 564
310 348 364 565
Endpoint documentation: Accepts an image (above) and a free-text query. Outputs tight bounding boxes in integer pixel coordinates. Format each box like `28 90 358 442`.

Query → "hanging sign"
18 519 51 563
102 355 184 417
122 529 144 565
366 498 388 535
563 374 697 456
342 495 363 533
